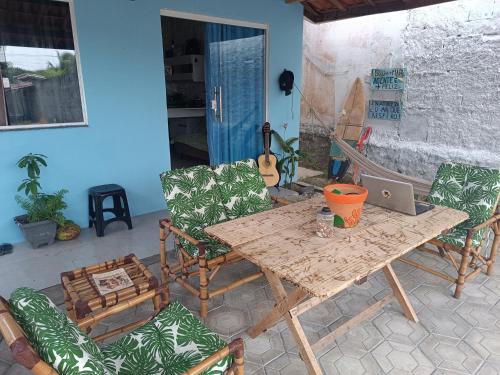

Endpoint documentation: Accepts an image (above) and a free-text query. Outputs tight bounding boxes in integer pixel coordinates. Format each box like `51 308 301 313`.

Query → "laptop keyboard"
415 202 435 215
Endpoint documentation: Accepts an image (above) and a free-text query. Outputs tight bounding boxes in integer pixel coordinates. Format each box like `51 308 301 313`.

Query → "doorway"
160 11 267 169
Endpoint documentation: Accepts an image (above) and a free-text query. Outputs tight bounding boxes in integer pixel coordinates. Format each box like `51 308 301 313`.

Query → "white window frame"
0 0 88 131
160 9 270 122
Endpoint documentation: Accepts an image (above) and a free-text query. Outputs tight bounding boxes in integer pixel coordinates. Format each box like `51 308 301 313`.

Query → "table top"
204 196 468 299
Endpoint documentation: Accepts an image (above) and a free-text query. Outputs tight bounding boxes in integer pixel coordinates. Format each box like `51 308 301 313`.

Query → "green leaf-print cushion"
213 159 273 220
428 162 500 247
9 288 110 375
102 301 232 375
160 165 231 260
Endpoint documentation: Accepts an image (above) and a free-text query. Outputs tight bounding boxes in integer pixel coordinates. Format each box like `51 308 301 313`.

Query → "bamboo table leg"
262 269 323 375
383 263 418 323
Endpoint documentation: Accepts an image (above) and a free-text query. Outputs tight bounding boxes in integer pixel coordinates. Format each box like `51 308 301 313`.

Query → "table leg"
247 287 307 338
263 269 323 375
383 263 419 323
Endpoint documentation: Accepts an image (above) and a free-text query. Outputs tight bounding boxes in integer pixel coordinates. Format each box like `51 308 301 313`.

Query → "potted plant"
14 153 69 248
323 183 368 228
271 124 309 189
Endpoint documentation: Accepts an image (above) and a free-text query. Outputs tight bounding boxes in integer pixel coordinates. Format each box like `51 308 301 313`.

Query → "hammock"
294 82 433 195
332 134 433 196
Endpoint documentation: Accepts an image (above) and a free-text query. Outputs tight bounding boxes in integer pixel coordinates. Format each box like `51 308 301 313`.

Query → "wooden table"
205 197 468 374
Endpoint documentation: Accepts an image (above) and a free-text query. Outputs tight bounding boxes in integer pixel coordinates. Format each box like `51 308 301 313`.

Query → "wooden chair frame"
400 200 500 298
0 290 244 375
160 196 290 318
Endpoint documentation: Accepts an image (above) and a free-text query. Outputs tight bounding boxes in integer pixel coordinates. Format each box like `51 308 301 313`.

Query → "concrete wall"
6 74 83 125
0 0 303 244
302 0 500 180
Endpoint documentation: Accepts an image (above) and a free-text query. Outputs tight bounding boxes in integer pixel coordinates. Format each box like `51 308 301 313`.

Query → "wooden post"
455 234 473 298
198 243 209 318
159 224 168 285
231 339 245 375
487 221 499 276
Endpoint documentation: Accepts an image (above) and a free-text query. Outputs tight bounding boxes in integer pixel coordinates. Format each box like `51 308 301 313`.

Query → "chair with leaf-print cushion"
212 159 273 220
400 162 500 298
160 165 230 261
159 160 274 318
0 288 244 375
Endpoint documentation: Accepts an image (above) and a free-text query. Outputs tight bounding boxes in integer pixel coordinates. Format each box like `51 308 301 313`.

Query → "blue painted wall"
0 0 303 243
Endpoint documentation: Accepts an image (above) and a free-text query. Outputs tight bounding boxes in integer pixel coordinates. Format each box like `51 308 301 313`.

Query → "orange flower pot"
323 184 368 228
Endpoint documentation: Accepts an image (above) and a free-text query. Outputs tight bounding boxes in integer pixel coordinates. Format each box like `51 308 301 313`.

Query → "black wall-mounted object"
279 69 294 96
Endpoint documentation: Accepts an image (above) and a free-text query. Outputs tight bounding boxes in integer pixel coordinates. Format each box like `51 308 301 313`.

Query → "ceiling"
287 0 456 23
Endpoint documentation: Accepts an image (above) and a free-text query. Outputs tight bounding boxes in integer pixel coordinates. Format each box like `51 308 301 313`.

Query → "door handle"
212 87 218 120
219 86 223 124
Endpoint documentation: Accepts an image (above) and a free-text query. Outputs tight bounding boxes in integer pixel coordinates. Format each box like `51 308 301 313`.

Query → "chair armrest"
271 195 292 206
77 287 165 330
468 213 500 235
183 338 244 375
160 219 200 246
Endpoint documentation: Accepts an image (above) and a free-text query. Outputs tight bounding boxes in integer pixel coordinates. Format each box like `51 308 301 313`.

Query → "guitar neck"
264 132 270 163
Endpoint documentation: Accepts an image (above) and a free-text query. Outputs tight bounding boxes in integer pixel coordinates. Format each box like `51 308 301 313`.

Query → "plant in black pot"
14 153 68 248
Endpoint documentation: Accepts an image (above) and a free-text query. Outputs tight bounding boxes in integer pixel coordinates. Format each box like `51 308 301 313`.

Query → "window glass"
0 0 85 128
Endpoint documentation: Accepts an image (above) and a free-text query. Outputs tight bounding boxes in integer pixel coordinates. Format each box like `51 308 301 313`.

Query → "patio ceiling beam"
284 0 323 20
326 0 346 11
311 0 455 22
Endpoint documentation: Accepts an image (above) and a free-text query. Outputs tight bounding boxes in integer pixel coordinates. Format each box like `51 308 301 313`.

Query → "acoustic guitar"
258 122 280 187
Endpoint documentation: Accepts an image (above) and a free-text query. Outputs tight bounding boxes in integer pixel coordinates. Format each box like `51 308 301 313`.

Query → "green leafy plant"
271 127 309 188
15 153 68 225
17 153 47 196
16 190 68 226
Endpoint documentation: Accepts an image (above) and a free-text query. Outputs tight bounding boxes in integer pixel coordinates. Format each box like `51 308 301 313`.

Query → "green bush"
16 190 68 226
15 153 68 225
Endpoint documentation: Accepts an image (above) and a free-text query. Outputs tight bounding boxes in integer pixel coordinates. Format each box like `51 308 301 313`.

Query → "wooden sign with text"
368 100 402 121
371 68 406 90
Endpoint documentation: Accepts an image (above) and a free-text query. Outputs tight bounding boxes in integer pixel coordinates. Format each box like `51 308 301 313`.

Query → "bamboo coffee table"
61 254 163 341
205 196 468 374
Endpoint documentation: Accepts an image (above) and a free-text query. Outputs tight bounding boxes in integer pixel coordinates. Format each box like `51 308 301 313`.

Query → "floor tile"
373 307 429 346
419 334 483 374
320 346 383 375
464 328 500 362
477 360 500 375
371 340 435 374
418 306 472 339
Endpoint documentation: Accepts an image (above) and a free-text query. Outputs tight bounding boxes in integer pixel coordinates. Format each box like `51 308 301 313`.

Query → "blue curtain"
205 23 265 166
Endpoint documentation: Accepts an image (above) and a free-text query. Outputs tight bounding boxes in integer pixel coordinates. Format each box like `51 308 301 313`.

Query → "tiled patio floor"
1 232 499 374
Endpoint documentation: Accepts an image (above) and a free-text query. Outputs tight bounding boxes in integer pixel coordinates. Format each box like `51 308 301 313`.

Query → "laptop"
361 174 434 216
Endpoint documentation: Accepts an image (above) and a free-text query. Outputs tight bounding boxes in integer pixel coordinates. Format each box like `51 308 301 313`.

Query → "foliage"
15 153 68 225
271 128 309 188
1 52 77 82
16 153 47 196
16 190 68 227
37 52 77 79
0 62 29 82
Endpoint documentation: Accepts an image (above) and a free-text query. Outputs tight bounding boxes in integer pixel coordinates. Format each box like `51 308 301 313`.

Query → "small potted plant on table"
14 153 70 248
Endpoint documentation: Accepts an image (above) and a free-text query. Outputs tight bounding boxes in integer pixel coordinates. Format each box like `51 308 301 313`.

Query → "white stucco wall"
302 0 500 180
